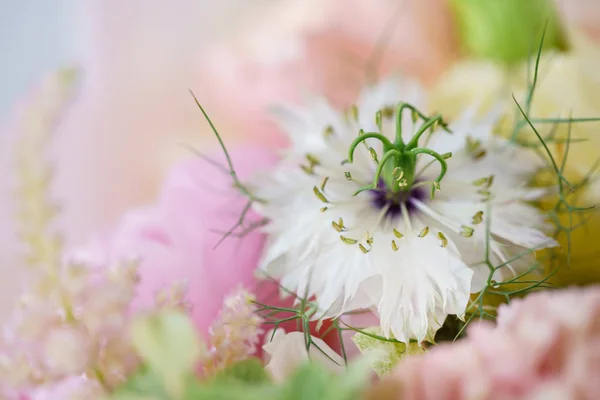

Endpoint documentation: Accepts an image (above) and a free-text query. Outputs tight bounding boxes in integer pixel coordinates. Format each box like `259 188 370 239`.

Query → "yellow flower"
430 28 600 287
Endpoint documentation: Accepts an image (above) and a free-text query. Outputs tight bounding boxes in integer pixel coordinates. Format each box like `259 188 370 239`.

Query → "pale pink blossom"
0 248 141 393
101 144 343 352
203 287 264 375
386 286 600 400
100 145 281 338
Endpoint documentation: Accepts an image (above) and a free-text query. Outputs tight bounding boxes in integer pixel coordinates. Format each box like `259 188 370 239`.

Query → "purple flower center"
369 179 426 219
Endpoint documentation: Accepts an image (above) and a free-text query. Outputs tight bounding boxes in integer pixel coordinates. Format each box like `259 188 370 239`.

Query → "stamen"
375 110 383 131
344 171 353 181
418 226 429 238
391 240 399 252
323 125 334 138
472 211 484 224
301 152 322 175
306 153 320 166
477 190 492 201
313 186 329 203
332 221 343 232
393 228 403 239
300 165 314 175
437 232 448 248
466 136 487 159
340 236 357 245
320 207 328 213
320 177 329 192
358 244 369 254
474 149 487 159
473 175 494 188
369 147 379 164
349 104 359 122
382 106 394 119
473 177 488 186
460 225 474 237
411 109 419 124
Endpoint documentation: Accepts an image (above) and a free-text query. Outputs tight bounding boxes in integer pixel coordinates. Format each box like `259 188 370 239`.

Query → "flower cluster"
202 287 264 375
0 244 192 398
0 250 141 395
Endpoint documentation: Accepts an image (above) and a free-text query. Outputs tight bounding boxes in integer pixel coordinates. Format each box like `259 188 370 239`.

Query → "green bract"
450 0 567 64
351 327 425 377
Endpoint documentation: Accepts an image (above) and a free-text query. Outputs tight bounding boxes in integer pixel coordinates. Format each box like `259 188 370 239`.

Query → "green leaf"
129 310 204 398
278 361 370 400
449 0 567 64
111 365 168 400
213 357 271 385
351 326 424 377
279 363 332 400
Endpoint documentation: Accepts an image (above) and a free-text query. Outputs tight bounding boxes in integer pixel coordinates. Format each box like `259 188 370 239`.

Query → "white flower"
251 77 557 343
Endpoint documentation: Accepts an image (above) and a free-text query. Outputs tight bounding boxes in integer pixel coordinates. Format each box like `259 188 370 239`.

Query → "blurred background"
1 0 599 321
0 1 77 118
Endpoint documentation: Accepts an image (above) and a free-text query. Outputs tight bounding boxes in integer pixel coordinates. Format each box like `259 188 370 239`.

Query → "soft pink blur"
198 0 457 134
0 0 458 322
52 0 458 251
101 145 281 339
554 0 600 40
3 0 600 324
387 286 600 399
88 142 344 358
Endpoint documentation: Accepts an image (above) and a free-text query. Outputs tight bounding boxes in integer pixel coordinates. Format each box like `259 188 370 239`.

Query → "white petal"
369 230 472 343
263 329 344 383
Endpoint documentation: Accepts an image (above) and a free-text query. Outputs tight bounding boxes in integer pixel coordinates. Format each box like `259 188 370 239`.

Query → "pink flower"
386 286 600 399
101 144 281 339
104 143 342 351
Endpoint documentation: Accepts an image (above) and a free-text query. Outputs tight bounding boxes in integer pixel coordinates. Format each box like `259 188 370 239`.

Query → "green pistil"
348 102 452 198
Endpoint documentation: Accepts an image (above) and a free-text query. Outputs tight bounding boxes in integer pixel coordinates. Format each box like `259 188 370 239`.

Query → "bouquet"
1 1 600 399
